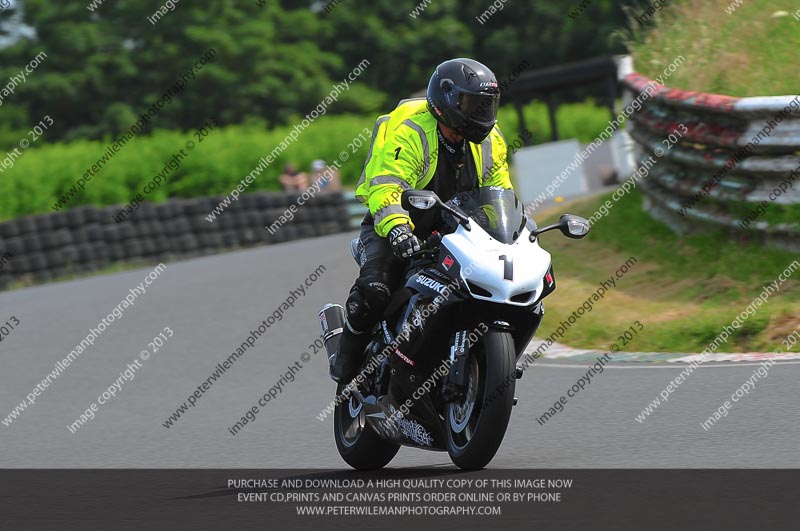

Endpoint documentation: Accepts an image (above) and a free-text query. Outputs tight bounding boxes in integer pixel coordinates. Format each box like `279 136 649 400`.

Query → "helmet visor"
458 92 499 124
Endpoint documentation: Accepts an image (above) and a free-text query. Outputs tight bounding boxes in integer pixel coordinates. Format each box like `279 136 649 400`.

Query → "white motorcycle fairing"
441 222 552 306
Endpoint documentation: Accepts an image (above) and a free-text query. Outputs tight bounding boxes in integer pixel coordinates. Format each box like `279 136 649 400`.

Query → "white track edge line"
532 360 800 369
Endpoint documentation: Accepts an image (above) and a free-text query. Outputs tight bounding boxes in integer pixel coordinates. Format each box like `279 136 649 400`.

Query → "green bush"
0 116 371 220
498 99 615 145
0 101 613 220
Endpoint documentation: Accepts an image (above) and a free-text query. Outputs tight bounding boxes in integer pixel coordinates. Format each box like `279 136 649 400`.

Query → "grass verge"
626 0 799 97
532 188 800 353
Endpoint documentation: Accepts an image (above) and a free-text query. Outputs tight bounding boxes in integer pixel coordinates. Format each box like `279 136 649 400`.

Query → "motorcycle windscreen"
461 187 524 244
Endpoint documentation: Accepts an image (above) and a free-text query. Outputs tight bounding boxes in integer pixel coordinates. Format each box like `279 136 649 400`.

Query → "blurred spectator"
311 159 342 192
279 163 308 192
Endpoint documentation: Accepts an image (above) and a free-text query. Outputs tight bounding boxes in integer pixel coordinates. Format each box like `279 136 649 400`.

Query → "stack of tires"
0 191 352 290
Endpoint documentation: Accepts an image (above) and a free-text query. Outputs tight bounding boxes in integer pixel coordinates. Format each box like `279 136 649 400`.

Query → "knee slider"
345 288 374 333
346 279 392 333
355 278 392 310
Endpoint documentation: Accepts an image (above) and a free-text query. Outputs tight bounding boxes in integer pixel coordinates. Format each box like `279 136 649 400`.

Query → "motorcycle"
319 187 590 469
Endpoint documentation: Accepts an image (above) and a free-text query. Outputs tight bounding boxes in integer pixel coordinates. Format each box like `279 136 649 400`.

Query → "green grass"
532 188 800 353
627 0 800 97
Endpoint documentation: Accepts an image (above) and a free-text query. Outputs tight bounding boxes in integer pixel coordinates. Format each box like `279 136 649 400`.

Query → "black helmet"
426 58 500 144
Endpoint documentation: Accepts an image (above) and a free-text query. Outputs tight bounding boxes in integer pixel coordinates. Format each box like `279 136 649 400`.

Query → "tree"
0 0 630 142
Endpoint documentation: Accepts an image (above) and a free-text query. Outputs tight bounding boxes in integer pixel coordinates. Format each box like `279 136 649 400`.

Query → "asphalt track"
0 231 798 468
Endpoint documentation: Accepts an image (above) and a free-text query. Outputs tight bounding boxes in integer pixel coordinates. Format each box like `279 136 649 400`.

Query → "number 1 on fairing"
498 255 513 281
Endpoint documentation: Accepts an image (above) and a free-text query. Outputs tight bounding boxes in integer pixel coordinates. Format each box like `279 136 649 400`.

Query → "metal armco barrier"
622 73 800 251
0 192 351 290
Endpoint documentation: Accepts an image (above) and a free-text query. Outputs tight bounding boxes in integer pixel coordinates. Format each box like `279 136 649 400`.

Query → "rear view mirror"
559 215 590 239
530 214 591 240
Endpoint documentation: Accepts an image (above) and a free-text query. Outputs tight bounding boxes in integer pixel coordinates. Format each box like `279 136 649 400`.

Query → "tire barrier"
344 190 369 229
0 191 352 290
621 73 800 252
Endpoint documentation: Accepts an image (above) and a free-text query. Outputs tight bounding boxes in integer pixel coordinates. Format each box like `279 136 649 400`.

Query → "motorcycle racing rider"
329 58 514 383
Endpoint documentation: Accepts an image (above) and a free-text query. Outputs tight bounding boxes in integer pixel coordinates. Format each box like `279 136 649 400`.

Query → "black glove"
388 224 421 259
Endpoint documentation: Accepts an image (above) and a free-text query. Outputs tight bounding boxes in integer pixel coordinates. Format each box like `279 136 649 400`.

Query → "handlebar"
408 232 442 260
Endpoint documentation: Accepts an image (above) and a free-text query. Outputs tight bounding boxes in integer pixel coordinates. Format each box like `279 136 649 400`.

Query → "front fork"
442 329 470 402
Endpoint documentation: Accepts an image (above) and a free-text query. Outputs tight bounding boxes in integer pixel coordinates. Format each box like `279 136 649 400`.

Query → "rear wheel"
333 385 400 470
446 330 516 469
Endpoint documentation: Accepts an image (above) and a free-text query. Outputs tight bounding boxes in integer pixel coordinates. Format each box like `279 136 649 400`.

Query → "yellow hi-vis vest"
355 98 513 237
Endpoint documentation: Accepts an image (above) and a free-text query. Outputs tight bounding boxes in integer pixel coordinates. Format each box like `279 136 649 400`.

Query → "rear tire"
446 330 516 470
333 384 400 470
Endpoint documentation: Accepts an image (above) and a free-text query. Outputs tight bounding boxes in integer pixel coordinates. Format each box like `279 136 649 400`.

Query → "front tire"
446 330 516 469
333 384 400 470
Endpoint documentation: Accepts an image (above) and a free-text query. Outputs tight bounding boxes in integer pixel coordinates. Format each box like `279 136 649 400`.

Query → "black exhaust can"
319 303 345 363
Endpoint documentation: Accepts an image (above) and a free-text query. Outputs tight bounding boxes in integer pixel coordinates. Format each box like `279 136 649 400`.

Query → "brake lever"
408 233 442 259
425 232 442 248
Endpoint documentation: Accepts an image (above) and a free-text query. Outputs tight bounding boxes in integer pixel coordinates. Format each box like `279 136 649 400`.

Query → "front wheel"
333 385 400 470
446 330 516 469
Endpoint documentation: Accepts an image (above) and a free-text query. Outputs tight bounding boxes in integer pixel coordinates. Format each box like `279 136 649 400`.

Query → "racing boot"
320 304 370 383
330 326 371 383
